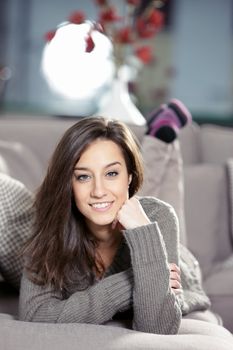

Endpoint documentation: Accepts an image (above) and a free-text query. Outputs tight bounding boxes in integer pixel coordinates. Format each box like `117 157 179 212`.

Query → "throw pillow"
184 164 232 278
201 124 233 164
0 173 34 288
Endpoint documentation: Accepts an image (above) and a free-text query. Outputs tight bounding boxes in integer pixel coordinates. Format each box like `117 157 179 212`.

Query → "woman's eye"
107 171 118 177
75 174 90 182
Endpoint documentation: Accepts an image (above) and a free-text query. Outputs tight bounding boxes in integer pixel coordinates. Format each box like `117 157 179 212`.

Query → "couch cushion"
0 118 75 171
184 164 232 278
0 174 34 288
0 318 232 350
200 124 233 164
179 122 202 165
207 295 233 333
204 259 233 296
0 140 43 192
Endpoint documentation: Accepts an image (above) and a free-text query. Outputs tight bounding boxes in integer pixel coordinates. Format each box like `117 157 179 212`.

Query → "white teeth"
92 202 110 209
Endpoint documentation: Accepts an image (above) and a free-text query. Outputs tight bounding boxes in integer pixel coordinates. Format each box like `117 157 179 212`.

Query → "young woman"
19 107 210 334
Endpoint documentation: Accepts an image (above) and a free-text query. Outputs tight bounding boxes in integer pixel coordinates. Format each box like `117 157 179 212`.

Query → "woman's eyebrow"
74 161 122 171
105 161 122 168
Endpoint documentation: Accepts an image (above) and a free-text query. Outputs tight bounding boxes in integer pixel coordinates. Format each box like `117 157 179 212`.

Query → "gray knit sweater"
19 196 210 334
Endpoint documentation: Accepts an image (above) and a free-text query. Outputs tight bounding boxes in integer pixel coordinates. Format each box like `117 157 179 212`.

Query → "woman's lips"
90 201 113 212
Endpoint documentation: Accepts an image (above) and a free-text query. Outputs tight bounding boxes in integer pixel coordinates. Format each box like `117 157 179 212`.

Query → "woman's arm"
19 268 133 323
118 197 182 334
124 222 182 334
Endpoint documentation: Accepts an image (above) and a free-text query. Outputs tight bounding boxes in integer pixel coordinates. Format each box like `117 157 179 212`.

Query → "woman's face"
72 139 132 237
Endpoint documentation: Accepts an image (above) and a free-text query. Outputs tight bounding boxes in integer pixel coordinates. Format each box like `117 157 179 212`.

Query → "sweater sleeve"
139 197 210 318
19 268 133 323
123 199 182 334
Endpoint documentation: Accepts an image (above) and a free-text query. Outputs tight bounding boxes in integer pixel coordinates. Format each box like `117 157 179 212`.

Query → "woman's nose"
90 178 107 198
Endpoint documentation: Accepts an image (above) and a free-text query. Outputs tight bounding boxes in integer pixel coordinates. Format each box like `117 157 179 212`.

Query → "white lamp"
41 21 145 125
41 22 115 101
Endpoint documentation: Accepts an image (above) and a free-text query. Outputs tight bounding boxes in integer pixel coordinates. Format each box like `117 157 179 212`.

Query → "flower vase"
95 66 146 126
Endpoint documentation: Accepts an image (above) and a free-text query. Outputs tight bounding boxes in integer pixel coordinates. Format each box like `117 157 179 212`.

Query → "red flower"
69 11 85 24
136 18 156 38
85 34 95 52
44 30 56 42
115 26 134 44
148 9 164 30
99 7 121 22
136 9 164 38
134 46 153 64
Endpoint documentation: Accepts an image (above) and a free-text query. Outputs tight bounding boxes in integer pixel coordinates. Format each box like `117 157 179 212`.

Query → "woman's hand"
112 197 151 230
169 263 182 294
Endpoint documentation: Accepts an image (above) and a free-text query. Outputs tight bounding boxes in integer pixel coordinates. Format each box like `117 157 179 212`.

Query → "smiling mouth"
90 202 113 209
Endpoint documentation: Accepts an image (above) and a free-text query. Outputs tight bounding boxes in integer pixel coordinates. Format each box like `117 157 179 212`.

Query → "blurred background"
0 0 233 125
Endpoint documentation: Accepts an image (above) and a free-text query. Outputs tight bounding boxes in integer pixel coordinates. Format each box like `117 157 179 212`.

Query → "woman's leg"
139 99 191 245
139 136 187 245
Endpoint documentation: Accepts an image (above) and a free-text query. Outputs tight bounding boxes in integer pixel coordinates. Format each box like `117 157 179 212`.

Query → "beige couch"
0 115 232 350
180 122 233 333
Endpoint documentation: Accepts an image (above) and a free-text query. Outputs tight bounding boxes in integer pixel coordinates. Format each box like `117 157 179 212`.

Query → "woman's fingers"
169 262 181 273
169 263 182 294
170 279 182 290
170 271 181 282
172 288 183 295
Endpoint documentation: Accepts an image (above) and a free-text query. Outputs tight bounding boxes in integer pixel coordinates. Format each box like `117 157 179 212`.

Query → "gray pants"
139 136 187 245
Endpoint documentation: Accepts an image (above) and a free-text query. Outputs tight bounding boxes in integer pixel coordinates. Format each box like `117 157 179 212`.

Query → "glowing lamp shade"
41 22 115 99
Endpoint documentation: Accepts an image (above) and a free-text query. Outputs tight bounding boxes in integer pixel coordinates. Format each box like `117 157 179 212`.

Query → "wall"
171 0 233 120
1 0 233 123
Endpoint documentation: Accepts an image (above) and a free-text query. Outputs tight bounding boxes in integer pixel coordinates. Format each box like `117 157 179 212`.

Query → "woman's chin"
86 216 116 233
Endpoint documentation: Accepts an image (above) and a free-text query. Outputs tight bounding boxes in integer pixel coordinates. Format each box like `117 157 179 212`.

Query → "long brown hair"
24 117 144 292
